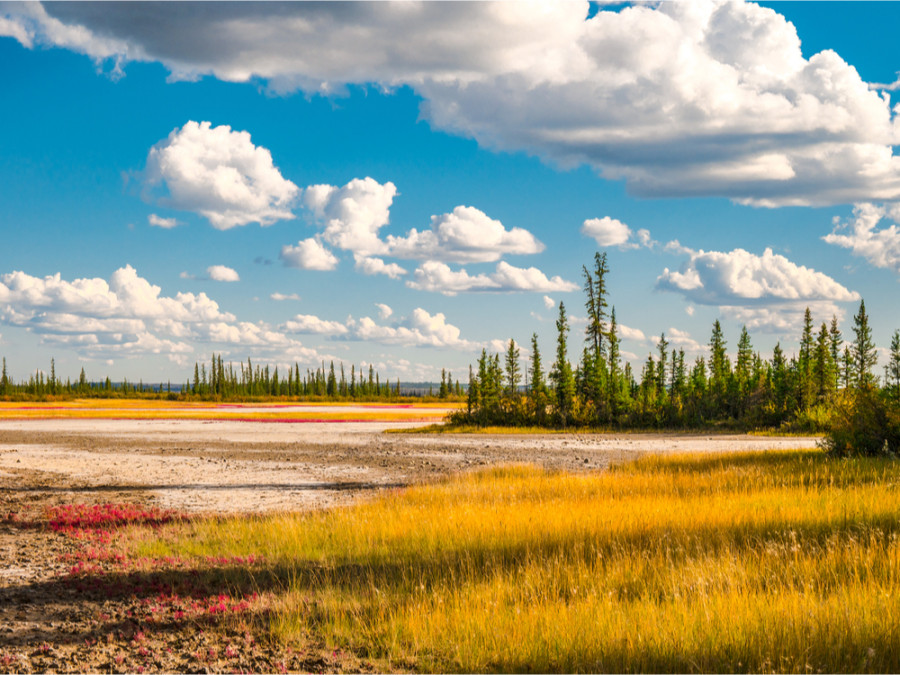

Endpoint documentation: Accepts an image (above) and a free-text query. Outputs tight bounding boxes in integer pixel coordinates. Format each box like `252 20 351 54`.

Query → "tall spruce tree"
851 300 877 388
504 339 521 397
549 302 576 425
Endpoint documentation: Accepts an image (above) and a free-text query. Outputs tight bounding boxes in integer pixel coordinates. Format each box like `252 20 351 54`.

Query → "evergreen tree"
708 320 729 407
549 302 576 425
829 316 843 390
1 357 8 395
656 332 669 401
887 330 900 401
467 365 478 415
504 339 521 397
851 300 877 388
812 322 833 400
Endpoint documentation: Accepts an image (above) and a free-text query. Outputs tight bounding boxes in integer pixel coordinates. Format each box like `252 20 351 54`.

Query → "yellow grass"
0 398 453 422
131 450 900 672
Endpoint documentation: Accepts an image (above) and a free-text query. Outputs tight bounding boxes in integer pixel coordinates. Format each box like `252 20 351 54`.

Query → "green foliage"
454 251 900 435
821 387 900 457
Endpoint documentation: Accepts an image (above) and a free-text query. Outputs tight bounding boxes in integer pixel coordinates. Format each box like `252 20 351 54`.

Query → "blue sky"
1 2 898 383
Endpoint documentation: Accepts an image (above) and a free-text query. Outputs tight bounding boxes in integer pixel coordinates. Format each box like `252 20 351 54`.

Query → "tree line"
0 355 465 402
454 252 900 453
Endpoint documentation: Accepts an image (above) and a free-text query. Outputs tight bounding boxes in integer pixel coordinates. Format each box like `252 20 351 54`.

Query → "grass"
127 449 900 672
0 398 456 422
393 423 823 436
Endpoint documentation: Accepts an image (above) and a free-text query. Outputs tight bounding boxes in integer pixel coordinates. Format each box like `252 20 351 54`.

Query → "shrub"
821 386 900 457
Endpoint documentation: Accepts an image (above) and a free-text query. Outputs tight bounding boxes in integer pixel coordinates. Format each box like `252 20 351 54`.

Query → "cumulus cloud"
7 2 898 204
823 203 900 276
276 306 475 350
280 238 339 271
408 261 578 296
206 265 239 282
148 213 179 229
353 255 406 279
352 308 475 350
302 177 396 256
282 314 349 336
581 217 656 250
386 205 543 263
617 324 646 343
375 303 393 319
543 295 556 309
270 292 301 302
656 246 860 332
143 121 299 229
0 265 324 363
582 217 633 248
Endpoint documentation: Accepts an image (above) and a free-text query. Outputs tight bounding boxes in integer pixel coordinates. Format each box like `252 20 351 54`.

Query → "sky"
1 1 899 384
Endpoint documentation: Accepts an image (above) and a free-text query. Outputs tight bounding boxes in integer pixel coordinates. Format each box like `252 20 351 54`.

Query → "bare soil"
0 415 819 673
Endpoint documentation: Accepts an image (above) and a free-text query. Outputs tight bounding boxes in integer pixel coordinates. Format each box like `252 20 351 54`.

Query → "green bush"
821 387 900 457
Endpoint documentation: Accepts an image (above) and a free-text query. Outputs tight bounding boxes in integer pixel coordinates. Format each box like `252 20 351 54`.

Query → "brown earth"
0 417 820 673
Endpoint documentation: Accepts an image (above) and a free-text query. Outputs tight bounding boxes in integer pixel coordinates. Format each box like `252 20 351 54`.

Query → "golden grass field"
126 449 900 673
0 399 456 423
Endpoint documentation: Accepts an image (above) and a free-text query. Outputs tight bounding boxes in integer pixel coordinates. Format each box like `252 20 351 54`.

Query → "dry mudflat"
0 405 820 673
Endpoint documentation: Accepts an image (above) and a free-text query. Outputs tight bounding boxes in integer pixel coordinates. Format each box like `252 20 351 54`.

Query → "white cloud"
352 308 475 350
407 261 577 296
148 213 179 229
656 246 860 332
543 295 556 309
353 255 406 279
823 202 900 276
274 305 475 350
685 305 695 316
303 177 396 256
280 237 339 271
144 120 299 229
270 292 301 302
386 205 543 263
618 324 646 343
11 3 900 203
582 217 633 248
206 265 240 282
581 217 656 250
0 265 327 363
375 303 393 319
657 247 859 305
282 314 349 336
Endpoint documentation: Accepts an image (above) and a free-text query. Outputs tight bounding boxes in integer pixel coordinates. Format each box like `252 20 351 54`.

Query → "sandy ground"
0 413 821 514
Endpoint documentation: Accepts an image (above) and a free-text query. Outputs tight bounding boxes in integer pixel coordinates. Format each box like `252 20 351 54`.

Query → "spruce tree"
851 300 877 388
504 339 521 397
549 302 576 425
887 330 900 401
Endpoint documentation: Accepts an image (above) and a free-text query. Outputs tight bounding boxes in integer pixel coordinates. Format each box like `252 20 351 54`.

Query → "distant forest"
0 355 464 402
454 253 900 449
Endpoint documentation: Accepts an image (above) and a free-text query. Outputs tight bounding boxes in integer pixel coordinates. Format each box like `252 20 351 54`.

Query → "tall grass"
133 450 900 672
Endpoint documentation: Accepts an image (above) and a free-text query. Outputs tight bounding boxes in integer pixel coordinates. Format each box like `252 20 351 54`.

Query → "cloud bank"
6 2 900 204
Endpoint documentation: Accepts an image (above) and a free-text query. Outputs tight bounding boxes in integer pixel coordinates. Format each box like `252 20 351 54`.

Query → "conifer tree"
851 300 877 388
549 302 576 425
656 332 669 401
829 316 843 390
504 339 521 397
887 330 900 401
